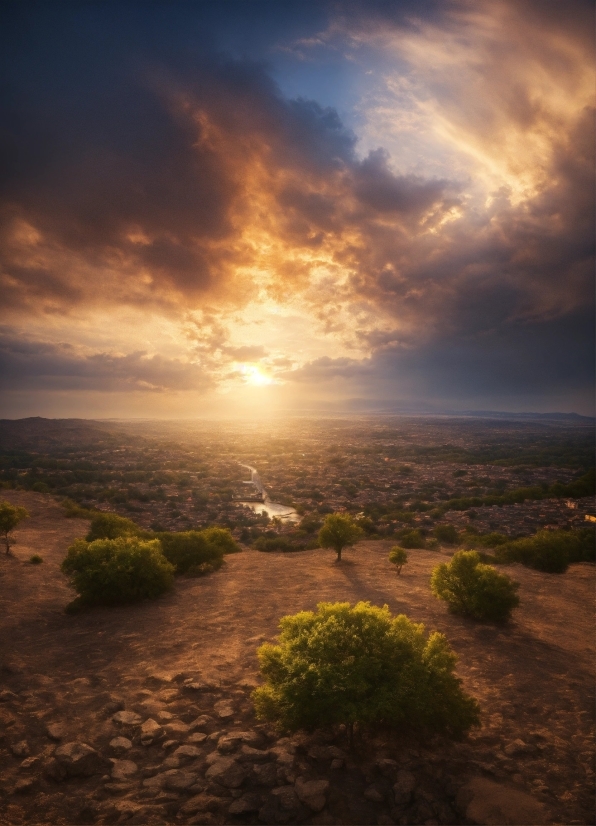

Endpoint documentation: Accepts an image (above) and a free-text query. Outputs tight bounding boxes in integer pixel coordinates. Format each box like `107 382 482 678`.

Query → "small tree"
0 501 29 554
431 550 519 622
61 536 174 610
389 546 408 575
253 601 480 742
86 512 145 542
318 513 363 562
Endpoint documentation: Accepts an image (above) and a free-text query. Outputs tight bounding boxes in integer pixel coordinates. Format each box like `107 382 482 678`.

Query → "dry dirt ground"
0 491 594 826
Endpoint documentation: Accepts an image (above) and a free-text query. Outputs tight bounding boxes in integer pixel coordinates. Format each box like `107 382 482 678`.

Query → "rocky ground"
0 491 594 825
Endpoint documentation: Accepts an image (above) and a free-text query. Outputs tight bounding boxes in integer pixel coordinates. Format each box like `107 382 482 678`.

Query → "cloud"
0 0 592 412
0 332 212 393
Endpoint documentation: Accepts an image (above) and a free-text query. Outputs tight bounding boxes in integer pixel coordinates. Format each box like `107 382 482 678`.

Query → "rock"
13 777 36 794
109 736 133 754
0 689 18 702
189 715 214 732
456 777 548 825
218 730 263 753
259 785 305 824
239 745 273 763
393 770 416 805
213 700 235 720
187 814 216 826
205 757 248 788
307 744 345 761
11 740 30 757
156 709 173 722
161 755 181 769
163 720 190 736
179 794 222 815
295 777 329 812
112 710 142 726
161 739 178 750
330 758 344 770
188 732 208 745
376 758 399 779
271 746 295 767
19 756 39 770
45 723 65 742
229 793 262 814
54 742 110 778
173 744 203 760
110 759 138 781
251 762 278 787
142 768 198 791
363 784 385 803
504 739 535 757
186 681 218 693
140 718 163 745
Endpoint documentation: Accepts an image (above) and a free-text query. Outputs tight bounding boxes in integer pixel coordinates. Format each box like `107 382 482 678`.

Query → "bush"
493 528 594 573
388 546 408 574
61 537 174 609
62 499 96 519
431 551 519 622
398 529 426 549
434 524 459 544
200 527 241 555
157 530 224 576
253 601 480 739
29 554 43 564
86 512 146 542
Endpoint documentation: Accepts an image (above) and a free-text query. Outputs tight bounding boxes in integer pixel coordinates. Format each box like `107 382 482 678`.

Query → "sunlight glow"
239 364 274 386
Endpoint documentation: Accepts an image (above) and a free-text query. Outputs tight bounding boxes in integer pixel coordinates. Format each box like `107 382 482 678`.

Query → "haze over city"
1 0 593 419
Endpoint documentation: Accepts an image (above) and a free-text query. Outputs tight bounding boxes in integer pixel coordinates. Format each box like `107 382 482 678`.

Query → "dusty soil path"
0 491 594 825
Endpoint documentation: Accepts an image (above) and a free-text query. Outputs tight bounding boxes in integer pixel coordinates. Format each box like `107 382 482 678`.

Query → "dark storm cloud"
0 333 211 393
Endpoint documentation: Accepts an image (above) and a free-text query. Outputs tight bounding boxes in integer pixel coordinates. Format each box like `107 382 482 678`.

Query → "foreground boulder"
457 777 548 825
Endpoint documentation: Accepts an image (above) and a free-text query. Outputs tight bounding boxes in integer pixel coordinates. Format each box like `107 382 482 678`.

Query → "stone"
363 784 385 803
110 759 138 781
142 768 198 791
112 710 142 726
186 681 218 692
179 794 222 815
376 758 399 779
251 762 279 787
213 700 235 720
189 715 214 732
504 739 535 757
330 758 344 770
13 777 36 794
218 730 262 753
109 736 133 754
456 777 548 825
239 744 273 763
11 740 30 758
46 723 65 742
173 744 203 760
140 718 163 745
259 785 304 824
205 757 248 789
54 742 111 778
163 720 190 736
295 777 329 812
228 793 262 814
393 770 416 805
156 710 173 722
188 732 208 744
19 756 40 770
307 744 344 761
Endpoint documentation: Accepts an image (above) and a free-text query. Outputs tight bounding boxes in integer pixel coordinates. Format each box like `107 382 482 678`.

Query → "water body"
239 463 300 523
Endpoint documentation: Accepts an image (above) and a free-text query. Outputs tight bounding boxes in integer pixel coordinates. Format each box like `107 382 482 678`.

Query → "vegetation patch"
253 601 480 741
431 551 520 622
492 528 595 573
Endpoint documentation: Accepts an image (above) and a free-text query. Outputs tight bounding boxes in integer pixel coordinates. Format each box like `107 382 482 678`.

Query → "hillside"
0 491 594 825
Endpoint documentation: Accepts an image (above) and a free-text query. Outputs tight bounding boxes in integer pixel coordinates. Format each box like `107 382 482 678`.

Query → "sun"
239 364 274 386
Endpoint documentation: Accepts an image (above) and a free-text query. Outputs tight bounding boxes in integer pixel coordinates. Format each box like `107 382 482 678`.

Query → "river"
238 463 300 523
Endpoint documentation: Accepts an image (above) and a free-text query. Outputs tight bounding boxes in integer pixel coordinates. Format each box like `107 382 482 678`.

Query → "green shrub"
434 524 459 544
253 601 480 739
388 546 408 574
29 554 43 564
86 512 146 542
62 499 96 519
61 537 174 609
493 528 595 573
253 535 294 552
431 551 519 622
200 527 241 555
157 530 224 575
398 529 426 549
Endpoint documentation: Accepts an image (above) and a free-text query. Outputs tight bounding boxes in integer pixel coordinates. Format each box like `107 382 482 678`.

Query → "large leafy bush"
253 601 480 739
431 551 519 622
493 528 594 573
61 537 174 609
86 512 147 541
157 528 238 575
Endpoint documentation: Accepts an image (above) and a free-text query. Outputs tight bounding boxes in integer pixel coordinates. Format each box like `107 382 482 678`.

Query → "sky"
0 0 594 419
